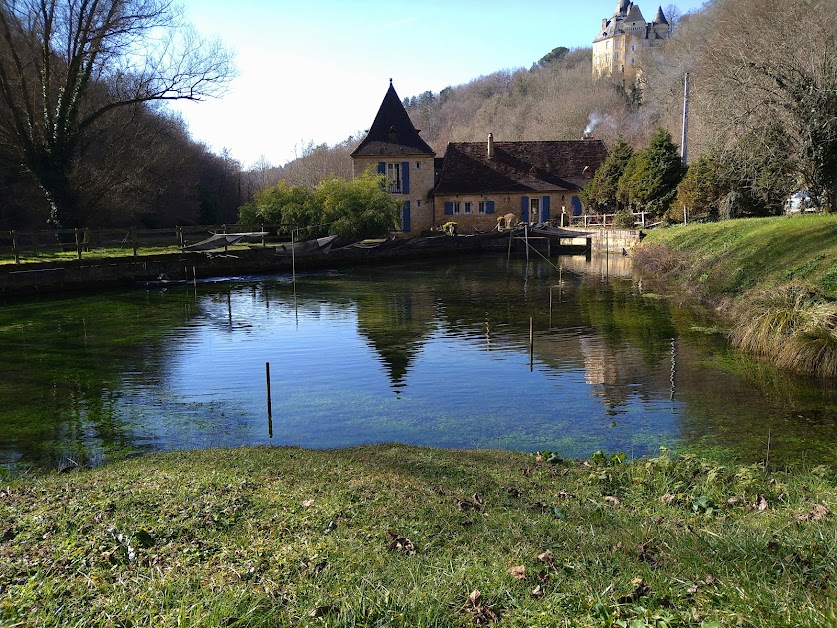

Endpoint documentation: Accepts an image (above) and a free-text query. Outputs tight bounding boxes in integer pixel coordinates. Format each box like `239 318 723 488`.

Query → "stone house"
352 81 608 235
592 1 670 86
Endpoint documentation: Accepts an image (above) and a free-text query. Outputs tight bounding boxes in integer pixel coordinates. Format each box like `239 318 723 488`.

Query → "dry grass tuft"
732 281 837 378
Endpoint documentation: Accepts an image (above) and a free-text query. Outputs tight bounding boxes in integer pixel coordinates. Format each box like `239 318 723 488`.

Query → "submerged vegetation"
2 445 835 626
635 215 837 378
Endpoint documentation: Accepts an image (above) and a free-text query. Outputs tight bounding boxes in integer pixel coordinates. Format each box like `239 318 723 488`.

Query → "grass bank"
634 215 837 377
2 445 835 626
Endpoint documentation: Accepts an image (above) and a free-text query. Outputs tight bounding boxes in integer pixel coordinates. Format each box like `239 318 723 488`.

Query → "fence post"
74 228 82 260
261 223 266 248
84 228 91 252
11 230 19 264
132 227 138 256
223 224 228 251
177 226 184 248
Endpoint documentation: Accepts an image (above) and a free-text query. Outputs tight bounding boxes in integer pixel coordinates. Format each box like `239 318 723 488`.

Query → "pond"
2 253 836 471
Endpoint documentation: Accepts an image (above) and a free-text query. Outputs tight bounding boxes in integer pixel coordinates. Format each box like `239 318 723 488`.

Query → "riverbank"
634 215 837 378
1 445 834 626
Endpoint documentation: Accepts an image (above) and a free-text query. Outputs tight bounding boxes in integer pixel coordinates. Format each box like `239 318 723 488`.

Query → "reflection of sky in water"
117 285 687 459
2 255 836 469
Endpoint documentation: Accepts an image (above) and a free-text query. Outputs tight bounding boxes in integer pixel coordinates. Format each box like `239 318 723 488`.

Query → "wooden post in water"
223 224 228 251
524 224 530 264
529 317 534 372
74 228 82 260
261 224 266 248
506 229 513 264
291 228 297 291
265 362 273 438
11 231 19 264
192 266 197 287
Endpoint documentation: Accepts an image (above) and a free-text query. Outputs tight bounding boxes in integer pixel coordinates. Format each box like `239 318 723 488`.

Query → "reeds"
732 281 837 378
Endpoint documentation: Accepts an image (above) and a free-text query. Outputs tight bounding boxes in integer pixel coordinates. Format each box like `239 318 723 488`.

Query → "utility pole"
681 72 690 168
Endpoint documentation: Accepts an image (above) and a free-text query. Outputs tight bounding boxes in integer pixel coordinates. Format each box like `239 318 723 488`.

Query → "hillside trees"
0 0 234 227
693 0 837 211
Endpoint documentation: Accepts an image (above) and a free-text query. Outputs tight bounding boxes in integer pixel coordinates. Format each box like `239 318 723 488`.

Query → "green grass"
638 214 837 300
635 215 837 377
2 445 835 626
0 244 260 265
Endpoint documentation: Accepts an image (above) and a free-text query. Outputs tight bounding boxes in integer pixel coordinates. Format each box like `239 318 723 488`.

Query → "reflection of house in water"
579 335 672 412
354 289 436 391
561 252 635 279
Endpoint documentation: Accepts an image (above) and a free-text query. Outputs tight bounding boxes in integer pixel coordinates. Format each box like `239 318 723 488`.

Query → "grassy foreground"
635 215 837 377
2 445 835 627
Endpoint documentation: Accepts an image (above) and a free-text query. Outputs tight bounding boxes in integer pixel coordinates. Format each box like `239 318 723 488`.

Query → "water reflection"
1 253 836 470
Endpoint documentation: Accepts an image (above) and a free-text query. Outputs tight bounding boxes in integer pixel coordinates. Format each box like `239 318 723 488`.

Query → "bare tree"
698 0 837 211
0 0 234 227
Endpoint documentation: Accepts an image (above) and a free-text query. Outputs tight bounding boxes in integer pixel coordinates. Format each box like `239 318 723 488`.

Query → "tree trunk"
31 159 79 229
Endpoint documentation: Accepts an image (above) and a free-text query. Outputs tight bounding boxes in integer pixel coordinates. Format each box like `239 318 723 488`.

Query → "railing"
0 224 289 265
570 211 649 228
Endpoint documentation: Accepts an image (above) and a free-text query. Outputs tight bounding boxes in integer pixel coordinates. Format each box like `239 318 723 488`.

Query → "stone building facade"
352 82 608 235
592 1 670 86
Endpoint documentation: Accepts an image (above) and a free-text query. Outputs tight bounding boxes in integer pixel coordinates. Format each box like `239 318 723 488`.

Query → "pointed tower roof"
351 80 435 157
654 5 668 24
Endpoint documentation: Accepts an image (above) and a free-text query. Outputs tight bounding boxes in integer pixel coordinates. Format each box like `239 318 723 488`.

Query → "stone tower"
592 2 670 86
350 80 436 235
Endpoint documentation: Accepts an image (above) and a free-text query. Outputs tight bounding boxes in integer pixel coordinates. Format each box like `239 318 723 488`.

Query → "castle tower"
592 3 670 86
351 80 436 235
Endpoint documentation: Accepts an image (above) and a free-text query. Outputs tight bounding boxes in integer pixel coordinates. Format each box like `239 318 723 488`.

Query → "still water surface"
2 253 836 470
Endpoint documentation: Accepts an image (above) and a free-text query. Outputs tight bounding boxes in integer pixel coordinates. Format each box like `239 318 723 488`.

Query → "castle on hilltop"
592 1 670 86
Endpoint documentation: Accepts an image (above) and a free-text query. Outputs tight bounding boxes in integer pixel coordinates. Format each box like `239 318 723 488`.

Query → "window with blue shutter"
402 201 411 232
521 196 529 222
401 162 410 194
486 200 495 214
444 201 453 215
542 196 550 221
571 195 582 216
377 162 386 175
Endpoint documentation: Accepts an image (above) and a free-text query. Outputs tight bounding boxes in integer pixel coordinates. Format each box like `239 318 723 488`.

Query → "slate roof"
433 140 607 196
351 81 435 158
654 5 668 24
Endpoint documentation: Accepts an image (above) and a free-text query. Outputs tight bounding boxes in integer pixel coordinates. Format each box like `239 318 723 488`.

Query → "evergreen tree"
580 137 633 213
617 129 683 216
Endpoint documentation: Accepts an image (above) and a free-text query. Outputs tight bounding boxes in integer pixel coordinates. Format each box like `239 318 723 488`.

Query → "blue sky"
173 0 707 168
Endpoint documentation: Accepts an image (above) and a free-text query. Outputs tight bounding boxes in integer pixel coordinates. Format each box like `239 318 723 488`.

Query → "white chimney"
488 133 495 159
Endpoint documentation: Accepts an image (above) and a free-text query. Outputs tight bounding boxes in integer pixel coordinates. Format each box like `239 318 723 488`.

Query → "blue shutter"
401 161 410 194
571 195 582 216
542 196 550 221
521 196 529 222
486 200 495 214
377 162 386 175
402 201 411 232
444 201 453 215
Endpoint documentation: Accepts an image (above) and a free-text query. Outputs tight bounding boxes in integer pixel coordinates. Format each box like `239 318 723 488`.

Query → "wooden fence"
0 224 289 264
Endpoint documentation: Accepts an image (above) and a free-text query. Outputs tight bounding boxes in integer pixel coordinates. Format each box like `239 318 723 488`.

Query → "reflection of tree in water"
355 291 435 391
0 292 194 469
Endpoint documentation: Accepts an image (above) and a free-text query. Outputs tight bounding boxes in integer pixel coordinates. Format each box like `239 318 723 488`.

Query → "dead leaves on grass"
797 503 829 522
464 589 498 625
386 530 416 555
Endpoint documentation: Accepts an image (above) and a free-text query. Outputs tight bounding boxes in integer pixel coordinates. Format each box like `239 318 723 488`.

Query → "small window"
416 200 422 208
478 201 487 215
453 201 461 215
416 162 421 169
464 202 472 215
